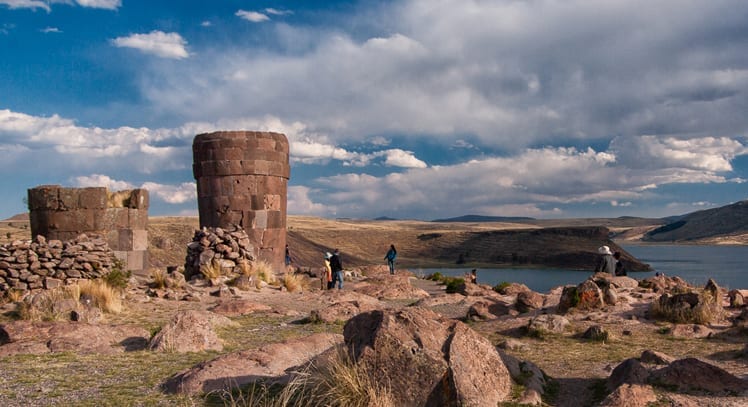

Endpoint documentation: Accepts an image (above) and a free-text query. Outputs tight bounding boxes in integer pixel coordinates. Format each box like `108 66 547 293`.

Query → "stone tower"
27 185 149 273
192 131 290 270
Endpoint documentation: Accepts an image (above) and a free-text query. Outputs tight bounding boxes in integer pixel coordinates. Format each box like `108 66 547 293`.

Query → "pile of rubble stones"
0 234 115 293
184 226 256 280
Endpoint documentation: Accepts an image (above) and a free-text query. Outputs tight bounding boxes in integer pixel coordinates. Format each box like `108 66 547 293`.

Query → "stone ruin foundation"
193 131 289 271
27 185 149 273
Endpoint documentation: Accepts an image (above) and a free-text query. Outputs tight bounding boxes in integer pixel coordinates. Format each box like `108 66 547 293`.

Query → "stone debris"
183 226 256 280
0 234 115 294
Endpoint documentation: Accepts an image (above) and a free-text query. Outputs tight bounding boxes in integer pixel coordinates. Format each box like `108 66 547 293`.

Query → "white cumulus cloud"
75 0 120 9
111 30 189 59
0 0 50 12
236 10 270 23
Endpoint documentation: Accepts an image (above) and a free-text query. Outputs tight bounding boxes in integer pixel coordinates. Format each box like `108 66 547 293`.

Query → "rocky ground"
0 262 746 406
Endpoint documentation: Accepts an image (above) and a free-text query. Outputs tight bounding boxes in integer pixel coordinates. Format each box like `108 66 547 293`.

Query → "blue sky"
1 0 747 221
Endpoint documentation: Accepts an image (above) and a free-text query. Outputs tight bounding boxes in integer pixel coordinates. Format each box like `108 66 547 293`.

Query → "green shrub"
426 272 444 281
444 277 464 294
103 259 131 290
493 281 511 293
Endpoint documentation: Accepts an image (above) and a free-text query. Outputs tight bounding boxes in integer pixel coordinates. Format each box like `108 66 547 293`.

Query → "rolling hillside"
644 200 748 243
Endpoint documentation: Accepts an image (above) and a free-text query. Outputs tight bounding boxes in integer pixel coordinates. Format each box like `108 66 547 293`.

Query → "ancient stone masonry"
28 185 149 273
184 226 256 280
0 234 115 293
193 131 289 271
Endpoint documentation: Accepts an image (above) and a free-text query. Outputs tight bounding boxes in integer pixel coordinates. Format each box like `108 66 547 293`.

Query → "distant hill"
2 213 29 221
373 216 398 221
432 214 536 223
645 200 748 242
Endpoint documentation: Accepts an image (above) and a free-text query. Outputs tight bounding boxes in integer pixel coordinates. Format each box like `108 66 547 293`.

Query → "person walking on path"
594 245 616 274
330 249 344 289
324 252 334 289
384 244 397 275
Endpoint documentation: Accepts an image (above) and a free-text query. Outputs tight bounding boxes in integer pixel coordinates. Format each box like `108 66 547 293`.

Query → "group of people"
323 249 344 289
595 245 627 276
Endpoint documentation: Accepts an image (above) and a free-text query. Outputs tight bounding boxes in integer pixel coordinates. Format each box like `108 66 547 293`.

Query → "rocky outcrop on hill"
183 226 256 280
0 234 116 294
344 307 512 406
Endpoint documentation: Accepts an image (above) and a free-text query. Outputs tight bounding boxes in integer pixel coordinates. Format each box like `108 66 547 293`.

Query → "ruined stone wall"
0 234 115 293
28 185 149 272
193 131 289 271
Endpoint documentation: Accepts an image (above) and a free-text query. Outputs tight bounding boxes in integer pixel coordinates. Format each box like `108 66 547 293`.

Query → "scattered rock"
353 275 429 300
526 314 570 337
467 299 511 321
497 338 529 351
497 282 531 295
728 289 744 308
516 290 544 313
600 383 658 407
640 350 675 365
582 325 609 341
149 310 235 353
670 324 714 339
499 350 548 404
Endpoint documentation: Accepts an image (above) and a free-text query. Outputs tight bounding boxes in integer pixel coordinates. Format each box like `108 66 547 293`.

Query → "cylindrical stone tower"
192 131 290 271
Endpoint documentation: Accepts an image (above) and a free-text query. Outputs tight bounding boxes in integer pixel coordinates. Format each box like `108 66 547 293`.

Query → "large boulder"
497 282 531 295
576 279 605 310
344 307 512 407
526 314 570 337
467 299 512 321
0 321 149 356
607 358 650 391
649 358 747 394
516 290 544 313
163 333 343 395
149 310 235 353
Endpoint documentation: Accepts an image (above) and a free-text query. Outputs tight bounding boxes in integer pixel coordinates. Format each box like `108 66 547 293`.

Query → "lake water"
415 244 748 294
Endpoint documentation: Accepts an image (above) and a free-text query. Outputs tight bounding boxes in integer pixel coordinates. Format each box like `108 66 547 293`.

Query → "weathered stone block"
127 209 148 229
28 185 60 210
78 187 107 209
250 210 268 229
266 210 283 229
58 188 80 210
126 250 148 272
117 229 134 251
132 229 148 251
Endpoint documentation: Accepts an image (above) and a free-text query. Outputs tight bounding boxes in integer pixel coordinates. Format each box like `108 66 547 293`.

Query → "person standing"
284 244 292 267
594 245 616 274
330 249 344 289
384 244 397 275
613 251 627 276
324 252 334 289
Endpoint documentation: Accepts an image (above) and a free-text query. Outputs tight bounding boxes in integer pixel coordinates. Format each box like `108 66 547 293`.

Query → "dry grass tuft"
649 289 724 324
217 346 393 407
237 259 253 276
280 273 309 293
5 288 26 303
150 268 168 289
252 261 277 288
200 259 223 280
78 279 123 314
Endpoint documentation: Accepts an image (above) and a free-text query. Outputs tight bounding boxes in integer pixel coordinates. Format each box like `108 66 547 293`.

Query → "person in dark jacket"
384 244 397 275
330 249 344 289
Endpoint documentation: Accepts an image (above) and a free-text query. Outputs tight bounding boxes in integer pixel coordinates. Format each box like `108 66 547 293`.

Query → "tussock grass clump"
217 347 394 407
4 288 25 303
200 259 223 280
649 289 724 324
252 260 277 288
280 273 309 293
78 279 123 314
150 268 168 289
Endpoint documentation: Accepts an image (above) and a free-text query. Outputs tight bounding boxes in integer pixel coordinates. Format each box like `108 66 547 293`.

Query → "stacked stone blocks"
193 131 289 271
28 185 149 273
